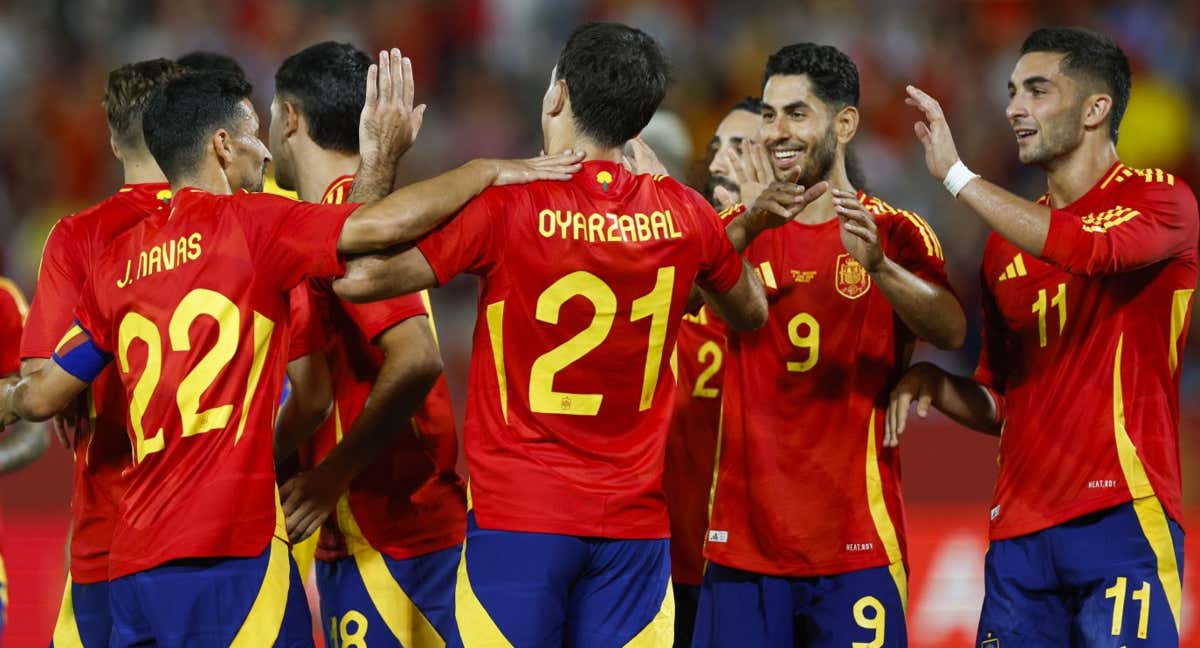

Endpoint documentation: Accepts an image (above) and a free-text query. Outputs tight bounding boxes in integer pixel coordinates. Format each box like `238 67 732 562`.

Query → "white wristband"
942 160 979 198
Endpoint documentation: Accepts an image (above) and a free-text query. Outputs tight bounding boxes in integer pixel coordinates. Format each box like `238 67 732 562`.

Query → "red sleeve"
0 280 27 375
689 191 743 293
340 293 428 344
71 274 112 354
1040 179 1199 276
286 282 332 361
414 190 499 285
21 219 85 359
236 193 358 291
887 210 952 288
973 268 1009 390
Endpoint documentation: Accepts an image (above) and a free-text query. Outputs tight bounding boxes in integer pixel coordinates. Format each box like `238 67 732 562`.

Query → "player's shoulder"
638 173 718 220
1107 163 1196 207
0 276 28 321
861 191 940 238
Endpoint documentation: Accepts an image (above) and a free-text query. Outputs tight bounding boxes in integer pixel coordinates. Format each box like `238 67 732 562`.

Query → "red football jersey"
415 161 744 538
20 183 168 583
0 277 27 375
69 188 355 578
977 162 1198 540
289 175 465 562
663 303 726 586
705 192 950 577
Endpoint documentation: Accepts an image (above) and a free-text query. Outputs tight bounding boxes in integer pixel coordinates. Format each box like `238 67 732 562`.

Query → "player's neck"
295 149 360 203
172 161 232 196
548 134 622 164
120 153 167 186
794 160 854 225
1042 137 1119 208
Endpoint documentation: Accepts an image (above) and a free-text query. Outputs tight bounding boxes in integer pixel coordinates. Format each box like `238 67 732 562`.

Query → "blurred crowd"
0 0 1197 382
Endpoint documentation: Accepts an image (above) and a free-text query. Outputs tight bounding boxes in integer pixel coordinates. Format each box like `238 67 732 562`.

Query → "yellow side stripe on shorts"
455 540 513 647
354 548 445 647
230 538 291 647
51 576 85 648
622 578 675 647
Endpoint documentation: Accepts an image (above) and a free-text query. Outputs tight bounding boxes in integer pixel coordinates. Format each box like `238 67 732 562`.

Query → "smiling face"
1006 51 1087 166
760 74 838 187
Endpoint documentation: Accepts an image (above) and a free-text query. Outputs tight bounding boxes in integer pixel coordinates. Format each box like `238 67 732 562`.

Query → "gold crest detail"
835 254 871 299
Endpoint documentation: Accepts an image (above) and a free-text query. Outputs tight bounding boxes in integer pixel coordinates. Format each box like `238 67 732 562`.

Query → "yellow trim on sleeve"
1168 289 1194 374
55 324 84 354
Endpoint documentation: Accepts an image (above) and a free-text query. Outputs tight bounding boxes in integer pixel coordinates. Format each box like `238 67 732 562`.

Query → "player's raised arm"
334 49 583 254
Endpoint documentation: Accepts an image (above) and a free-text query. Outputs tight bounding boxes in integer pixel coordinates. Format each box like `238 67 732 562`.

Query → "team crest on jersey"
835 254 871 299
596 170 613 192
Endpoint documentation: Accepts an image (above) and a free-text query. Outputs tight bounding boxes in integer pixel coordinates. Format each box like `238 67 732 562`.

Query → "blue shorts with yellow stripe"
108 537 312 647
977 497 1184 647
315 543 461 648
456 512 674 647
50 578 111 647
694 560 908 647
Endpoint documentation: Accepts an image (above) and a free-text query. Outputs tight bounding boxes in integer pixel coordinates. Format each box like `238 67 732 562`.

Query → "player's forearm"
0 421 49 474
334 247 438 303
724 209 771 253
337 159 499 254
957 178 1051 257
346 150 397 205
4 369 82 422
870 259 965 350
921 363 1003 435
701 261 768 331
273 394 327 464
314 352 442 487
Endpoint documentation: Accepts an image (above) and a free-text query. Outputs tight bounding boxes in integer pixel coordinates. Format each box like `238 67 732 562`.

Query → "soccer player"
661 97 763 647
705 97 767 210
19 59 187 648
0 52 580 645
0 277 49 641
694 43 965 648
893 28 1197 646
267 41 466 647
331 23 812 647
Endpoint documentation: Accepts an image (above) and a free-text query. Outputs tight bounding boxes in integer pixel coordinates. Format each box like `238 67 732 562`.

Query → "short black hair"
103 58 190 147
1020 27 1130 142
143 71 254 181
763 43 859 109
177 51 247 80
555 22 669 149
730 96 762 116
275 42 371 154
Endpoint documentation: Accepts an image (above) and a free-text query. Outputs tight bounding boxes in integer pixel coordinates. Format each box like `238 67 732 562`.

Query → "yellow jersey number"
529 268 674 415
117 288 274 462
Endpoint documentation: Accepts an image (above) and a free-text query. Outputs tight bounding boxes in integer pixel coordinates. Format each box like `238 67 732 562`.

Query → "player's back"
70 188 354 578
22 184 169 583
416 160 743 539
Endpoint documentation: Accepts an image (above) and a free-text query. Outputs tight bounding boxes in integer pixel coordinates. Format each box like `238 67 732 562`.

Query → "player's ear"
1082 93 1112 133
283 100 301 140
544 78 568 118
834 105 859 145
212 129 234 168
109 134 122 162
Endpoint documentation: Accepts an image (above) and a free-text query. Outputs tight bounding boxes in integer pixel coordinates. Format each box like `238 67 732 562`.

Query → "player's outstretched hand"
489 150 585 186
905 85 960 179
623 137 670 176
730 140 773 209
747 169 828 231
359 48 426 166
833 188 883 272
885 362 941 447
279 467 347 543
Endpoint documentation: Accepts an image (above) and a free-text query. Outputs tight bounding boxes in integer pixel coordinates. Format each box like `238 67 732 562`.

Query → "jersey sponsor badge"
707 530 728 543
835 253 871 299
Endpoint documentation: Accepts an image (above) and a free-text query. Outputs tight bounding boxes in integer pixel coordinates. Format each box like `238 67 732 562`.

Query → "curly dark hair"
763 43 859 109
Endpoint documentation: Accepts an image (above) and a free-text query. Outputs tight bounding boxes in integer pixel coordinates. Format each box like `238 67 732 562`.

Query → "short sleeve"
689 191 743 294
887 209 951 289
72 274 112 354
414 190 500 285
235 193 359 291
286 281 332 361
340 292 428 344
1041 177 1198 276
0 279 27 375
21 219 85 359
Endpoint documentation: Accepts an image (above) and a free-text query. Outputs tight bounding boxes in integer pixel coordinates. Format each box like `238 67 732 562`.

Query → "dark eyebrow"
1022 76 1052 88
781 100 811 113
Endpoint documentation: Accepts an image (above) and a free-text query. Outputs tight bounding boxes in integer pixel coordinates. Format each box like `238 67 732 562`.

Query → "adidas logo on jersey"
997 254 1027 282
707 530 729 543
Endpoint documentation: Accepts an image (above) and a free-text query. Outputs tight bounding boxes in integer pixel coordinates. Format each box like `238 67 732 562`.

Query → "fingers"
411 103 426 138
905 85 943 119
782 166 802 185
377 50 393 105
738 142 758 183
799 181 829 206
401 53 414 109
749 142 774 184
914 121 932 146
713 185 736 210
916 384 932 419
895 391 913 439
364 63 378 109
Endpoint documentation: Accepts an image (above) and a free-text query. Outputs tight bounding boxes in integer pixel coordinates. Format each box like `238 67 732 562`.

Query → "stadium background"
0 0 1196 645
